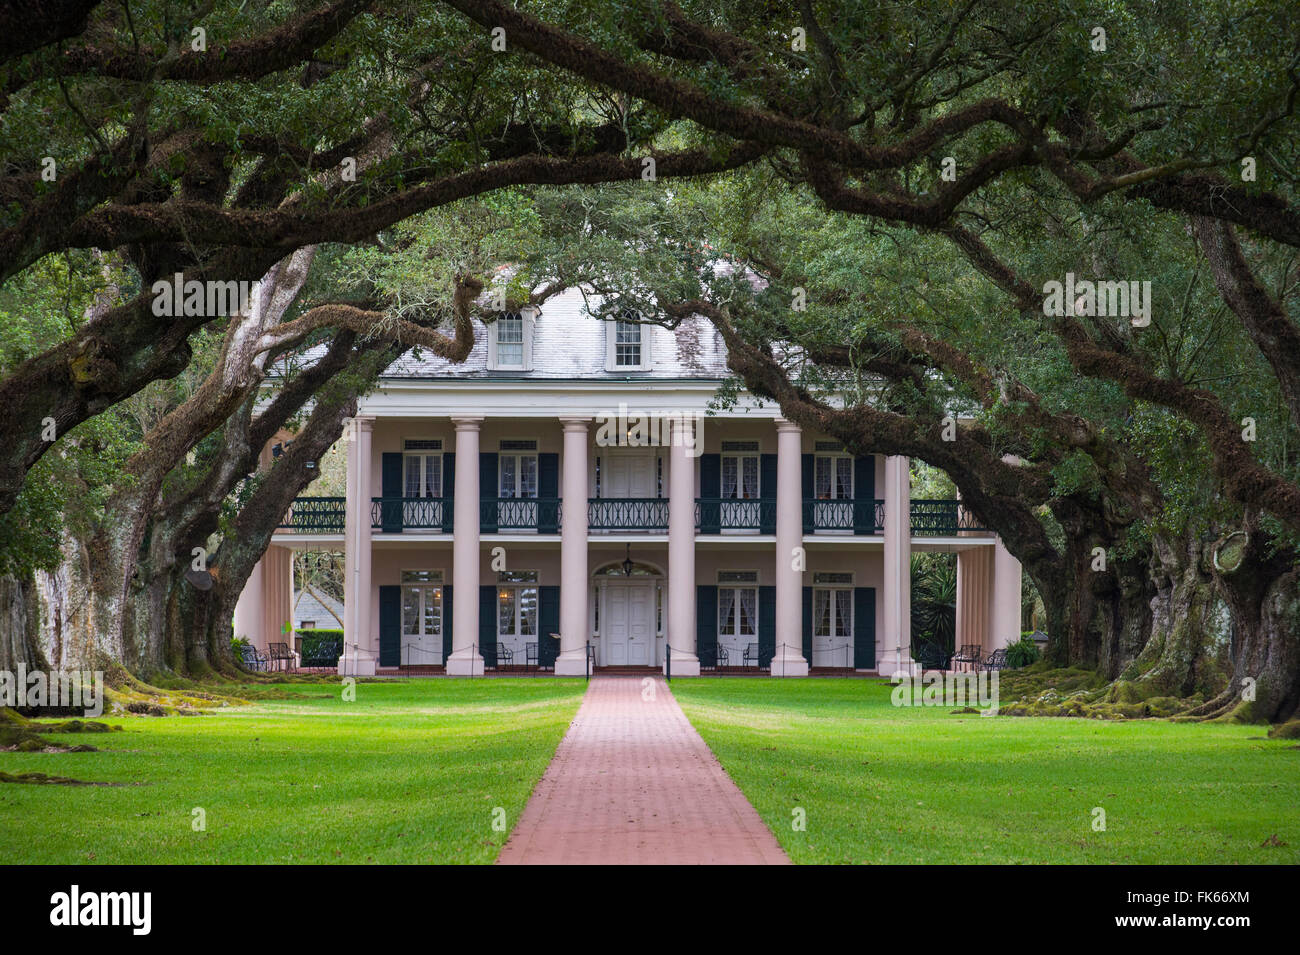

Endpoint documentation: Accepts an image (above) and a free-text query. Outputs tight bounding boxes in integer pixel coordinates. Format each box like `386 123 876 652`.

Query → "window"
498 570 539 639
721 448 760 500
499 440 538 499
403 439 442 498
495 313 524 366
615 319 641 366
814 454 852 500
401 570 443 662
300 620 316 629
488 310 532 370
718 570 759 641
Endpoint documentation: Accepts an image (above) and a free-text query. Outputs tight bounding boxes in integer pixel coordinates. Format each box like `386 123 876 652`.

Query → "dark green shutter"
758 585 775 669
442 585 453 663
696 585 718 667
801 454 815 532
699 453 721 534
538 586 560 668
478 585 497 666
479 452 498 532
381 452 403 532
853 455 875 535
801 585 813 665
379 585 400 667
441 452 455 532
538 452 559 533
854 587 877 669
759 454 777 534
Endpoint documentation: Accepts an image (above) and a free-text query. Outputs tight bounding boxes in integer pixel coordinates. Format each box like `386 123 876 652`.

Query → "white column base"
337 646 377 677
768 651 809 678
554 650 590 677
445 650 485 676
664 652 700 677
880 650 919 679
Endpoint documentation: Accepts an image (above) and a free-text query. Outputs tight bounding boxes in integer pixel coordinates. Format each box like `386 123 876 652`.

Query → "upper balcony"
276 495 987 537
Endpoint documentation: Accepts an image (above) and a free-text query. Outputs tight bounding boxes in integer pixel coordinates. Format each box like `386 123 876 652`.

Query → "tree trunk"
1191 528 1300 723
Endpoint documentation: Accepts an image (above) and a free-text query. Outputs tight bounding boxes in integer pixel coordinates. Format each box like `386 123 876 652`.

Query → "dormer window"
607 308 650 370
488 310 533 370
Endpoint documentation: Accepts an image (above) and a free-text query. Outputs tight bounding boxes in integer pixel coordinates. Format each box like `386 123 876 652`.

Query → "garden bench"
238 644 268 672
525 642 538 672
951 643 982 672
978 648 1008 672
267 642 295 672
716 645 730 668
742 643 760 666
911 641 951 672
496 642 514 667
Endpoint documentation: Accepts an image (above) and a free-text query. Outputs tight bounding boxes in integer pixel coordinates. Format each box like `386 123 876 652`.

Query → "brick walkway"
497 676 789 865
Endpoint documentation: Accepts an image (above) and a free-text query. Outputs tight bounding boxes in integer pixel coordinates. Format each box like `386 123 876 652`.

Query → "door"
606 452 654 497
812 587 853 667
604 583 654 665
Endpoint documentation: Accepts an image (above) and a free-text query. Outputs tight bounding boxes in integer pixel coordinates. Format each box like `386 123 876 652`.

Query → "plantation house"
234 291 1022 676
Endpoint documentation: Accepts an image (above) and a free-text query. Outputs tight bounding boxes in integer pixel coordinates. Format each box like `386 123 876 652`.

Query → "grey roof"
382 286 731 380
294 588 344 629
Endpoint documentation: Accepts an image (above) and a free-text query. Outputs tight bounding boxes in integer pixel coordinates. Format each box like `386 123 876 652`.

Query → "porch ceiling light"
621 543 634 577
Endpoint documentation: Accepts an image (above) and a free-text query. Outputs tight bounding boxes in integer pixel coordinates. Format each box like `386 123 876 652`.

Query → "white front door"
606 452 654 498
605 583 654 665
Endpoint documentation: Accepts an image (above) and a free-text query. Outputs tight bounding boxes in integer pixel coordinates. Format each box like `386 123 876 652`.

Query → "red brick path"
497 676 789 865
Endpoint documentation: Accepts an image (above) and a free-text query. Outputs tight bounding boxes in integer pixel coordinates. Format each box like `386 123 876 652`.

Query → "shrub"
1005 635 1041 669
297 629 344 667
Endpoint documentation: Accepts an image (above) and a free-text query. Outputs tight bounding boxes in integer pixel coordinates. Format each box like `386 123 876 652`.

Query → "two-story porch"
241 408 1021 678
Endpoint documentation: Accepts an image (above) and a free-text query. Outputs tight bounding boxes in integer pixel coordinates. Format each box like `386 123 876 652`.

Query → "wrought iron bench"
742 643 760 666
238 644 268 672
716 645 730 668
496 642 515 667
978 648 1008 672
951 643 982 672
911 640 952 672
525 642 538 672
267 642 295 672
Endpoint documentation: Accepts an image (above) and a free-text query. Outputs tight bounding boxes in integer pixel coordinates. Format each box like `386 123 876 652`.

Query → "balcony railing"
803 498 884 533
480 497 562 532
277 496 346 533
370 496 447 530
279 494 988 538
910 499 987 535
695 498 776 532
588 498 668 531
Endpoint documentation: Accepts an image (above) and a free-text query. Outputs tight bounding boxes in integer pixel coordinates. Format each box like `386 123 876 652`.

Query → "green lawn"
0 679 586 864
670 678 1300 864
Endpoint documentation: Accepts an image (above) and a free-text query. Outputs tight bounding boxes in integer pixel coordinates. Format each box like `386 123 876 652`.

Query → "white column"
340 416 377 674
354 417 374 655
665 415 700 675
447 417 484 675
555 418 591 676
990 537 1022 650
881 454 912 675
771 419 808 677
233 559 265 647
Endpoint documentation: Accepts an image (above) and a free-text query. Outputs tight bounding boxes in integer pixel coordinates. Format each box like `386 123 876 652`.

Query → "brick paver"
497 675 789 864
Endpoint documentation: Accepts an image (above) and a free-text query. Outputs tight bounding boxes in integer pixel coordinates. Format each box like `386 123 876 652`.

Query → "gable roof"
293 587 344 628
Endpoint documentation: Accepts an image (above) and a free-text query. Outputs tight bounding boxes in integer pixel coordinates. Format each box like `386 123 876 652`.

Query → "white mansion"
234 289 1022 676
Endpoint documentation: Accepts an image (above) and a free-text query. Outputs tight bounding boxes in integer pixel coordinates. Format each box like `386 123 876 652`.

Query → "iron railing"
910 499 988 535
277 496 346 532
695 498 776 531
370 496 446 529
480 497 562 532
803 498 885 533
588 498 669 531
